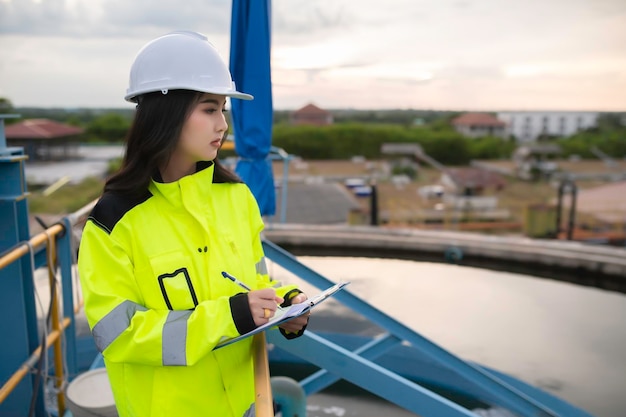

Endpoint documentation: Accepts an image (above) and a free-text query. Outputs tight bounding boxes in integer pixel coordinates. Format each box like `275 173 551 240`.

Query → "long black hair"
105 90 241 197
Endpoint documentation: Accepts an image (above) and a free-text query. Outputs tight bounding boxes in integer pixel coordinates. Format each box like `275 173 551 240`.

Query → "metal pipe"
0 224 64 270
0 317 71 404
271 376 306 417
555 181 564 236
567 183 578 241
369 180 378 226
281 156 289 224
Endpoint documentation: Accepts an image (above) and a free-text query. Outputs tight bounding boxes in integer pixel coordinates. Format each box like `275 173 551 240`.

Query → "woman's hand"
279 293 310 333
248 288 283 327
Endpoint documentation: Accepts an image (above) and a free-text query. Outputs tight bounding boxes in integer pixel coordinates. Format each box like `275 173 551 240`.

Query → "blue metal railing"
262 239 594 417
0 157 91 417
0 219 80 416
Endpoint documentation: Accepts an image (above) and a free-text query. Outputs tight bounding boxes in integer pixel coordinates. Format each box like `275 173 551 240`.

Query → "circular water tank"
65 368 118 417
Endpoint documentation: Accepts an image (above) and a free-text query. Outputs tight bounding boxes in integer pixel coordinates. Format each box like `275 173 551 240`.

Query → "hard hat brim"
124 87 253 103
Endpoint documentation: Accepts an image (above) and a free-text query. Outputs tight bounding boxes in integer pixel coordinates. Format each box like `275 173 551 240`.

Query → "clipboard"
214 281 350 350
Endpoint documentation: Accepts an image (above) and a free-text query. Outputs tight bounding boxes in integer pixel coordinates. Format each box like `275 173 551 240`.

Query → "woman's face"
172 93 228 169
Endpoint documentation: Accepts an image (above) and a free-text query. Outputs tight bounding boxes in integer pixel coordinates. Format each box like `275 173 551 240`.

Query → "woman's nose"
219 114 228 132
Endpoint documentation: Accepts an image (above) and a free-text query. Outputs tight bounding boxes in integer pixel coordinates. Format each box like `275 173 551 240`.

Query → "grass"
28 176 104 215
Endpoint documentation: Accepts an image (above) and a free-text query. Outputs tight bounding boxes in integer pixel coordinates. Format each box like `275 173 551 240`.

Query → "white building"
497 111 599 142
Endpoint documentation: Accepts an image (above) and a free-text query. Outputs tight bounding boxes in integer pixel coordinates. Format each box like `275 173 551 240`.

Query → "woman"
78 31 309 417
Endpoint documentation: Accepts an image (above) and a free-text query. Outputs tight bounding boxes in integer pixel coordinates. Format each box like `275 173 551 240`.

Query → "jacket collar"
149 161 215 208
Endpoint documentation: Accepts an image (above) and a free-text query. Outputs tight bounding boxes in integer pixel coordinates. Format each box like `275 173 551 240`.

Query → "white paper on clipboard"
214 281 350 350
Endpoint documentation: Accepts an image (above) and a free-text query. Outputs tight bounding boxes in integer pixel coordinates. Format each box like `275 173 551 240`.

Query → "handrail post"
46 233 66 416
253 332 274 417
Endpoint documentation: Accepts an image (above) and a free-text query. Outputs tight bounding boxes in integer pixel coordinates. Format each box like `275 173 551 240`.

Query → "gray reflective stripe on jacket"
243 403 255 417
92 300 192 366
256 257 281 289
256 257 267 275
162 310 192 365
92 300 148 353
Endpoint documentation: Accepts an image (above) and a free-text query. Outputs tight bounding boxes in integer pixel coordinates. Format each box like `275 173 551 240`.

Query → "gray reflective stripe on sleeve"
242 403 255 417
91 300 147 353
255 257 267 275
162 310 191 366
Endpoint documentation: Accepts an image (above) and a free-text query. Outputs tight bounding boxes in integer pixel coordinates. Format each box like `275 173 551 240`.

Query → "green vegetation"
558 114 626 158
86 113 132 142
273 108 460 126
0 97 14 112
5 99 624 165
272 123 517 165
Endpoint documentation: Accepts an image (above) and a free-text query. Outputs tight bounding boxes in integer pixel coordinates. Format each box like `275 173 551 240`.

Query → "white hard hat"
124 30 253 103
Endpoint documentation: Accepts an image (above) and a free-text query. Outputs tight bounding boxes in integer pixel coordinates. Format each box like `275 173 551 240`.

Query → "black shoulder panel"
87 191 152 235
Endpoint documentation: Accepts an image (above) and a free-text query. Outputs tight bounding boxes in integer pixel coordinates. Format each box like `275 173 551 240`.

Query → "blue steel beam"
267 329 478 417
263 239 558 417
300 332 400 394
57 218 78 377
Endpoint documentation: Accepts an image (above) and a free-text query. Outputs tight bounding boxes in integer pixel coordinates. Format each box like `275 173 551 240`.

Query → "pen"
221 271 252 292
221 271 285 313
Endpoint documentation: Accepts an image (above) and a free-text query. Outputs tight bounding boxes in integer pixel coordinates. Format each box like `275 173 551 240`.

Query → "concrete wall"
264 224 626 294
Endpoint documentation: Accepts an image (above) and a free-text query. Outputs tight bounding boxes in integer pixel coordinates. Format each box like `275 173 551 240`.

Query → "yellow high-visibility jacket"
78 163 299 417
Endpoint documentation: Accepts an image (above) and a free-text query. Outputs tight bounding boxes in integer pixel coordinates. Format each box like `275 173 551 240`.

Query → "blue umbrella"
229 0 276 216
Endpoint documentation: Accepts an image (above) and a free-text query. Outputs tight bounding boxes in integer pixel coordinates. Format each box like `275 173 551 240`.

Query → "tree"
86 113 131 142
0 97 15 113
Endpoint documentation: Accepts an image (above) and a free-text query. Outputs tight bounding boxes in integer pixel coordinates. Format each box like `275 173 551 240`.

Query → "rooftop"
292 103 331 116
5 118 84 139
452 112 506 127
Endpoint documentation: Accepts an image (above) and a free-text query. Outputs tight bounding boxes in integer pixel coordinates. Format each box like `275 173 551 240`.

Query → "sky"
1 0 625 111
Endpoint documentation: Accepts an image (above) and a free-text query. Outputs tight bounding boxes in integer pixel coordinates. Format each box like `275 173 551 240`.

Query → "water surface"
268 256 626 417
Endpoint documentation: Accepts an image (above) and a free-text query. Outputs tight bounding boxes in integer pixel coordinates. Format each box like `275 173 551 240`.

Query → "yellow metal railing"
0 223 71 416
1 199 275 417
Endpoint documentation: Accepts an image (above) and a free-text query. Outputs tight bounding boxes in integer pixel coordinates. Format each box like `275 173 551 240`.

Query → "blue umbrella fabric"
229 0 276 216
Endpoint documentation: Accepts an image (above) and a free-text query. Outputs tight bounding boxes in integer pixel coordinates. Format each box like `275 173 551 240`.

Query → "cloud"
99 0 230 36
1 0 625 110
0 0 81 36
272 0 351 39
0 0 230 37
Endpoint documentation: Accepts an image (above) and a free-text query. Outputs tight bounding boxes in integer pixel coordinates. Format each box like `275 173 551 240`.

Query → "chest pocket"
149 252 198 310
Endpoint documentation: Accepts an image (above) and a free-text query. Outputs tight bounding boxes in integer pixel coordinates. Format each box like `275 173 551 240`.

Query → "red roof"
452 113 505 127
293 103 331 116
5 119 84 139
